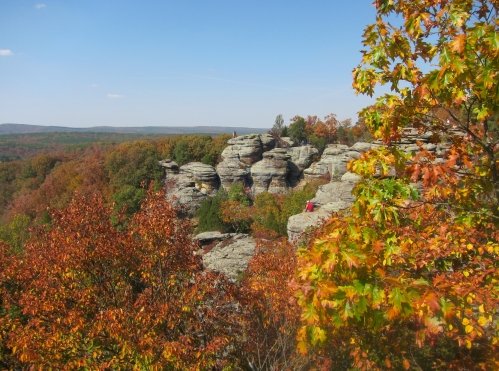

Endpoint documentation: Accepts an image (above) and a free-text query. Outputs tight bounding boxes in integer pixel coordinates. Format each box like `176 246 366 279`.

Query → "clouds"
107 93 124 99
34 3 47 9
0 49 14 57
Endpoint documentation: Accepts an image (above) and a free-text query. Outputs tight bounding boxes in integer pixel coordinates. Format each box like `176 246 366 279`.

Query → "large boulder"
200 233 256 281
216 134 275 189
250 148 290 194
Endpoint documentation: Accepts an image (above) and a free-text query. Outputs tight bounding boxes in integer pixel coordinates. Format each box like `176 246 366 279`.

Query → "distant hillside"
0 123 267 135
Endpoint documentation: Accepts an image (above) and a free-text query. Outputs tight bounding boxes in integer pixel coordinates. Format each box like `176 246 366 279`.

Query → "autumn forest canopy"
0 0 497 369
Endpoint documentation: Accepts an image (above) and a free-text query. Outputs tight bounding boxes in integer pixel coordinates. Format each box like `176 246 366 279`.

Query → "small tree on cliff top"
297 1 498 369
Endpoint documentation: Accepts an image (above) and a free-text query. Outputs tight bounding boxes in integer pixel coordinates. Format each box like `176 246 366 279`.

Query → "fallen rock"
287 200 351 244
201 234 256 281
287 209 333 243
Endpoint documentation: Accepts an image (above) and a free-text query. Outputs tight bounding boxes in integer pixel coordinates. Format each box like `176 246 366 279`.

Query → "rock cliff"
159 129 453 280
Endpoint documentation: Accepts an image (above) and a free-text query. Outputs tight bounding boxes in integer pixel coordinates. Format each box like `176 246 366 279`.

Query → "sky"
0 0 378 128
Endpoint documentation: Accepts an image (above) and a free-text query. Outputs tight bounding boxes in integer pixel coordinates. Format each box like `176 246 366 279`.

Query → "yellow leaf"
451 34 466 53
478 316 488 326
465 339 472 349
465 324 473 334
462 318 469 325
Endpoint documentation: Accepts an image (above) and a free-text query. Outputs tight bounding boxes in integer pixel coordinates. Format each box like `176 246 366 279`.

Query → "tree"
238 238 310 370
197 188 230 233
297 1 498 369
0 191 243 369
270 114 286 142
288 116 308 144
105 141 163 216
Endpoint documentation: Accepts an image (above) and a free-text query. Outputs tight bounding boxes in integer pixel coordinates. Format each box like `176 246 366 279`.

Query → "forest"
0 0 497 369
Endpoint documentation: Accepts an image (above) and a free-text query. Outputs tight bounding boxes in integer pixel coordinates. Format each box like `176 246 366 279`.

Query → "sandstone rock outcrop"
287 208 335 244
158 159 179 175
287 145 320 185
179 162 219 193
303 143 372 181
198 233 256 281
287 171 362 242
165 162 219 216
216 134 275 189
250 148 290 194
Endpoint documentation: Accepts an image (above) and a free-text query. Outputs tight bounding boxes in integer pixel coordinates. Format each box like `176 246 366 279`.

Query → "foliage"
172 139 193 165
297 1 498 369
269 114 287 144
288 114 370 150
158 134 231 167
288 116 308 144
219 183 252 233
0 214 31 254
0 191 243 369
238 238 310 370
105 141 163 216
337 118 373 146
196 188 231 233
0 132 146 162
219 182 322 238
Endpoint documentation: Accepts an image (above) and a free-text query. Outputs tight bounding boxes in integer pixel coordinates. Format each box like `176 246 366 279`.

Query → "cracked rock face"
158 159 179 175
179 162 220 193
287 145 320 185
287 173 361 243
312 176 358 206
199 233 256 281
216 134 275 189
250 148 290 194
304 143 372 181
165 162 219 216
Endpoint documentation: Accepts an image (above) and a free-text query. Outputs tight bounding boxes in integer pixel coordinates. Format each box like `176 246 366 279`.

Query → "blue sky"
0 1 377 128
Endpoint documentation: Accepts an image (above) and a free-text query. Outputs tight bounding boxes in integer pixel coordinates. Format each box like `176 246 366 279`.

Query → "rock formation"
287 172 360 243
287 145 320 185
195 232 256 281
250 148 290 194
216 134 275 189
163 161 219 216
161 129 453 250
303 142 372 181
